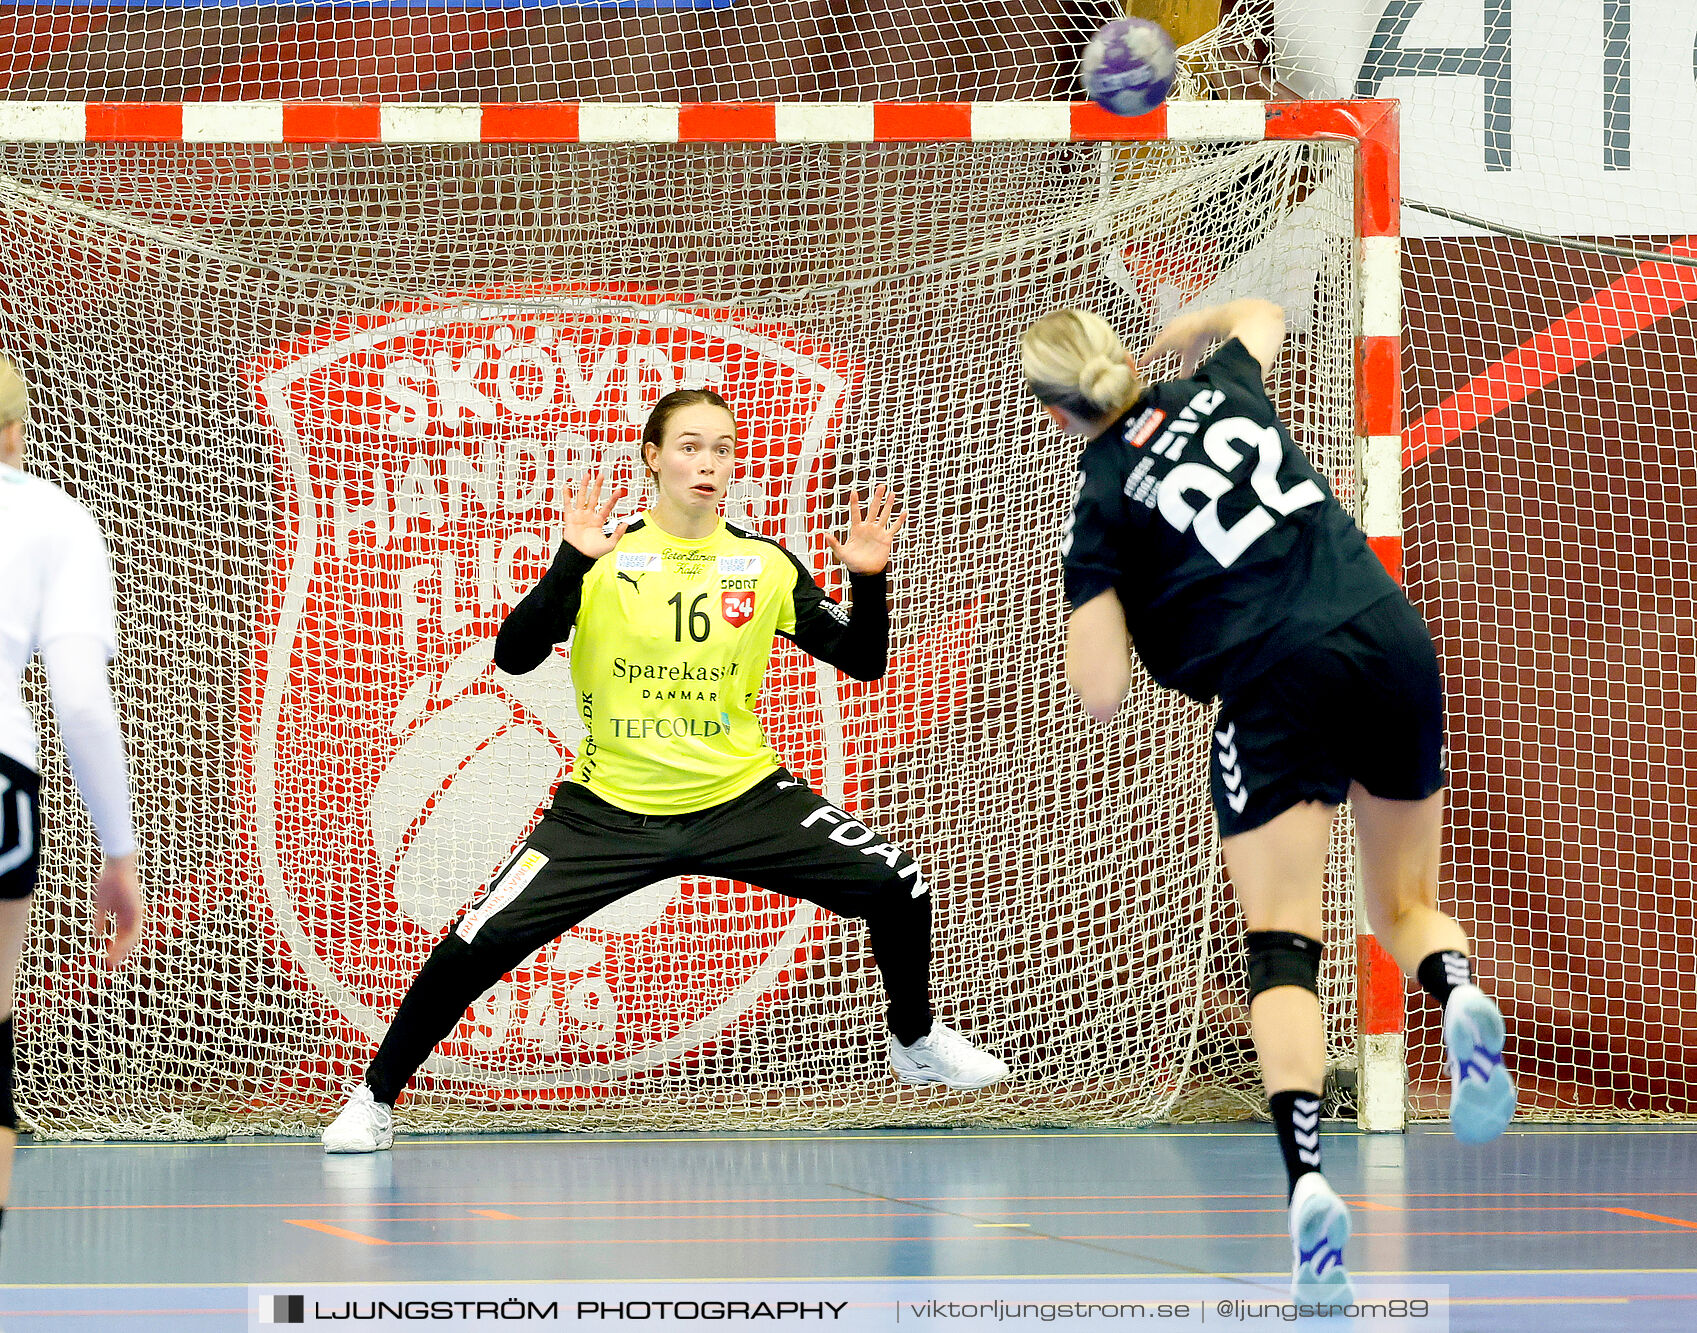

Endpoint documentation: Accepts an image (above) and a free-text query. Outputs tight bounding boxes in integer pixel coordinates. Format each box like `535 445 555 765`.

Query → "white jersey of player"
0 460 118 771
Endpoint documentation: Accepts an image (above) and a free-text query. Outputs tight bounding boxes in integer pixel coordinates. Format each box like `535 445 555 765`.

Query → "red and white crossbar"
0 97 1404 1129
0 98 1390 149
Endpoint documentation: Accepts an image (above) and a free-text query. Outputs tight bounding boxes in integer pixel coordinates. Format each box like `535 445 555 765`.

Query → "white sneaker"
889 1022 1008 1090
1444 983 1517 1144
1288 1172 1354 1305
322 1084 394 1154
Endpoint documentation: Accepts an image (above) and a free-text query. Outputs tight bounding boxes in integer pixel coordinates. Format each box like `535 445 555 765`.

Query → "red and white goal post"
3 100 1411 1138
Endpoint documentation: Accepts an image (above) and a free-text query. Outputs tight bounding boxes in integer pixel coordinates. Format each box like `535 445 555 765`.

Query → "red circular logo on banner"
244 290 861 1091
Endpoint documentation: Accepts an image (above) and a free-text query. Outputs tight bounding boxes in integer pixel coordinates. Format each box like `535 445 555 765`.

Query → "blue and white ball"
1080 17 1178 119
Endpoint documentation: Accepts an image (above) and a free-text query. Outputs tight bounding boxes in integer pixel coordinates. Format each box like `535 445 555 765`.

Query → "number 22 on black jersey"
1154 389 1325 568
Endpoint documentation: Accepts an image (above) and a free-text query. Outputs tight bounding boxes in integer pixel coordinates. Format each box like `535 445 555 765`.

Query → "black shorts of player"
0 750 42 901
451 767 930 988
1209 595 1446 839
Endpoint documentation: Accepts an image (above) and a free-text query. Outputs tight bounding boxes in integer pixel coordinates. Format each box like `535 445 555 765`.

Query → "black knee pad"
1245 931 1323 1002
0 1016 14 1133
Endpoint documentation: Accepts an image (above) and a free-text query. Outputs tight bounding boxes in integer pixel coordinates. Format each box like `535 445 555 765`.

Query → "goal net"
10 0 1689 1131
5 107 1374 1137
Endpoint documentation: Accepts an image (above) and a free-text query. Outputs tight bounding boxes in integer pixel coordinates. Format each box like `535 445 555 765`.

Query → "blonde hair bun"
1019 309 1145 421
1079 354 1136 414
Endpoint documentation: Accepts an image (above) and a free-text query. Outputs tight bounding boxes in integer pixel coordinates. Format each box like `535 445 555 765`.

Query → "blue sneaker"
1444 983 1517 1144
1288 1172 1354 1305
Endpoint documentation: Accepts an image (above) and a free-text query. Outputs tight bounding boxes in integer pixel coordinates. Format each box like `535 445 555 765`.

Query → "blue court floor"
1 1123 1693 1331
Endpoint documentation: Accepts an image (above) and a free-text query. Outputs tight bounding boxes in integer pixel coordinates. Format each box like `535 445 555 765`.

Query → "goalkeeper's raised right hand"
561 471 630 558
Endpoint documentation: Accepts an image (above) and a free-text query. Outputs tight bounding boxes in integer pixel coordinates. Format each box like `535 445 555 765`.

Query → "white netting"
4 136 1362 1137
1399 240 1697 1120
7 0 1692 1126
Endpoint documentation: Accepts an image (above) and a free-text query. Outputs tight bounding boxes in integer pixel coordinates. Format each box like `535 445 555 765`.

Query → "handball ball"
1080 17 1178 118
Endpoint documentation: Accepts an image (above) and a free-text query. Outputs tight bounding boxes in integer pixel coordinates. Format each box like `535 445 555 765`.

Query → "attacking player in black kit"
1021 300 1516 1302
324 388 1006 1152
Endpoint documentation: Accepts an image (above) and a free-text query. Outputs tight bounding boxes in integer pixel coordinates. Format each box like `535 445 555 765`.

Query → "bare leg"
0 895 32 1207
1222 799 1354 1298
1220 800 1335 1095
1353 784 1515 1142
1350 786 1468 971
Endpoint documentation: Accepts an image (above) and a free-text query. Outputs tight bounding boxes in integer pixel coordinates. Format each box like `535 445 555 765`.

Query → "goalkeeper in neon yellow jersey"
324 389 1007 1151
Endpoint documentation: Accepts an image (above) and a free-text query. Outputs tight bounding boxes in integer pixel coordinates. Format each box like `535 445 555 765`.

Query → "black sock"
865 893 935 1047
1417 949 1472 1010
1270 1090 1323 1200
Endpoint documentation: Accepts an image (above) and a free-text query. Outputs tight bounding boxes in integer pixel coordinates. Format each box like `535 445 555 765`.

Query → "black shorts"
1209 595 1446 838
451 767 930 957
0 750 42 901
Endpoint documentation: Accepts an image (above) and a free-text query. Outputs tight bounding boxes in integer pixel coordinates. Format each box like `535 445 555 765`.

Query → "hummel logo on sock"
1273 1089 1325 1187
1293 1097 1321 1165
1418 949 1473 1008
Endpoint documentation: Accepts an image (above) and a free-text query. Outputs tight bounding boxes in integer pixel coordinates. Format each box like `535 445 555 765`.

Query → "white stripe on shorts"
456 848 550 944
0 772 35 877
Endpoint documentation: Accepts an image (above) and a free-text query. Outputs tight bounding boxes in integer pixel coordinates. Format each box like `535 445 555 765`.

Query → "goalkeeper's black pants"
364 769 934 1104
